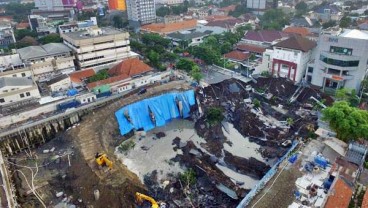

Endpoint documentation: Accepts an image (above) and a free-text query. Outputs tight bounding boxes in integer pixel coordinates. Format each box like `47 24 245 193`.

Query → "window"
330 46 352 55
0 98 4 103
320 55 359 67
308 67 313 73
12 74 16 77
3 90 8 93
26 92 30 96
21 73 26 77
20 93 24 98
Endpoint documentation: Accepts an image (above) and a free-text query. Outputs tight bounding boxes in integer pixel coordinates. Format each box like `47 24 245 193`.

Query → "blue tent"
67 89 78 96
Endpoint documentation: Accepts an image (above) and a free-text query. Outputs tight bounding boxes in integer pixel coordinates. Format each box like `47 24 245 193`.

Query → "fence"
237 141 299 208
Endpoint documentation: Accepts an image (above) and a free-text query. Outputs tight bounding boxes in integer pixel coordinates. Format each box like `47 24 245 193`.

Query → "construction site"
6 77 332 207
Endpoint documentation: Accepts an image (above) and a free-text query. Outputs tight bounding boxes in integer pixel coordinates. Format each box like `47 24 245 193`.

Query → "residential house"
283 26 320 41
166 30 210 47
61 27 138 70
0 77 41 106
241 30 290 46
324 178 353 208
58 17 97 34
76 93 96 104
17 43 76 82
46 74 71 92
0 54 27 77
311 4 342 23
236 44 266 57
358 21 368 30
290 16 315 27
309 29 368 92
159 15 183 24
69 69 96 87
218 5 236 16
204 17 250 33
260 36 317 83
28 15 58 35
140 20 197 35
0 23 15 48
224 50 250 66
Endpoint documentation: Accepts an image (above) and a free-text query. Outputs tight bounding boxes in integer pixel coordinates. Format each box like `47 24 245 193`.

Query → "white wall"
49 78 71 92
0 87 41 106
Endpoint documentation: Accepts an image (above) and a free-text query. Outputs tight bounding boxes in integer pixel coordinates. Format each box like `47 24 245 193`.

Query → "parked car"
138 88 147 95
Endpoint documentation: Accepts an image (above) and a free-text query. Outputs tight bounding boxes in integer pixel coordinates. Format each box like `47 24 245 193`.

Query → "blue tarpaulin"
115 90 196 135
314 155 328 169
67 89 78 96
288 154 298 164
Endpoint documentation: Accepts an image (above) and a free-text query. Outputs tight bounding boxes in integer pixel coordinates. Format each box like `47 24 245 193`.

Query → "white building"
35 0 65 11
126 0 156 26
46 74 71 92
247 0 266 10
309 29 368 92
17 43 76 82
0 77 41 106
260 36 317 83
61 27 138 70
166 30 209 47
76 93 96 104
58 17 98 34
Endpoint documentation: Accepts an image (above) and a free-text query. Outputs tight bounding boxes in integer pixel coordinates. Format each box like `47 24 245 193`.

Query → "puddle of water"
222 122 265 162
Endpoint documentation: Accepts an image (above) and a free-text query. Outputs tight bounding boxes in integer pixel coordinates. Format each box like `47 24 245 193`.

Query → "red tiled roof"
69 69 96 83
87 74 130 89
362 189 368 208
141 20 197 34
218 5 236 12
108 58 152 77
205 15 235 21
283 27 311 36
325 178 353 208
236 44 266 54
224 51 250 62
244 30 290 43
16 22 29 29
274 36 317 52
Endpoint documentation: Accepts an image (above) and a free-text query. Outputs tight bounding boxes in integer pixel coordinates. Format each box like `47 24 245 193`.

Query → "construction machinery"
135 192 166 208
95 153 113 170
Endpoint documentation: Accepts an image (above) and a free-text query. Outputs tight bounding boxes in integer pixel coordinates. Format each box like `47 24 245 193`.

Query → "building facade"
35 0 75 11
108 0 127 11
61 27 137 70
17 43 76 82
310 30 368 92
126 0 156 26
0 77 41 106
261 36 316 83
0 24 15 48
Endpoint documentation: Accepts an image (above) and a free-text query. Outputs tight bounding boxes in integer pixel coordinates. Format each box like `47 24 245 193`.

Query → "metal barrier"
237 141 299 208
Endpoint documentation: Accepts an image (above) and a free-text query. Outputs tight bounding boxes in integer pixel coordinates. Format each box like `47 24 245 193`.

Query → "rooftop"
17 43 71 60
362 189 368 208
339 29 368 40
166 31 208 40
141 20 197 34
236 44 266 54
206 18 244 28
243 30 290 43
108 58 152 77
273 36 317 52
86 74 130 89
46 74 69 86
0 77 33 88
283 27 311 36
224 51 250 62
61 27 124 40
69 69 96 84
324 178 353 208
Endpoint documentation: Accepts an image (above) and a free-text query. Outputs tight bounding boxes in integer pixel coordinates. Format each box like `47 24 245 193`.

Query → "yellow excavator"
135 192 166 208
95 153 113 170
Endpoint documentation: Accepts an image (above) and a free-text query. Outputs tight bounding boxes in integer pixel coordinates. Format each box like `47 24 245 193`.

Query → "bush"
118 140 136 152
253 98 261 108
180 169 196 186
206 107 224 125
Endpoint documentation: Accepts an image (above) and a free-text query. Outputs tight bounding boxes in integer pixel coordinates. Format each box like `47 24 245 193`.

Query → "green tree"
220 42 232 54
253 98 261 108
322 101 368 141
15 36 38 48
190 65 202 83
322 20 337 29
339 16 352 28
112 15 123 28
295 1 308 16
38 34 63 44
228 5 249 17
156 7 171 17
261 9 289 30
4 3 35 23
88 69 109 83
176 58 195 72
179 168 196 186
336 88 349 101
147 50 160 67
206 107 224 125
14 29 38 41
141 33 170 47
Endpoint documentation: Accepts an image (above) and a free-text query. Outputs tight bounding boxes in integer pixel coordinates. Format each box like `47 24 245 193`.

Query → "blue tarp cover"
67 89 78 96
115 90 195 135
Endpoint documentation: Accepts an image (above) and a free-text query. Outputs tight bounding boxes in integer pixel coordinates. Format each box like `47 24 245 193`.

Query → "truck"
57 100 80 111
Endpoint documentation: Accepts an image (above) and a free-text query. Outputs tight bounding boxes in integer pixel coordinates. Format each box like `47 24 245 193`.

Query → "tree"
220 42 232 54
295 1 308 16
253 98 261 108
190 65 202 83
228 5 249 17
176 58 195 72
112 15 123 28
4 3 35 23
322 20 337 29
322 101 368 141
156 7 171 17
141 33 170 47
339 16 351 28
147 50 160 67
336 88 349 101
260 9 290 30
206 107 224 125
14 29 38 41
16 36 38 48
38 34 63 44
88 69 109 83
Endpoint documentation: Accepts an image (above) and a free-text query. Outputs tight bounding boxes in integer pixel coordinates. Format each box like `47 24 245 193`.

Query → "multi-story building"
28 15 59 35
35 0 76 11
0 77 41 106
61 27 138 70
58 17 97 34
260 36 317 83
17 43 76 82
0 23 15 48
0 54 28 77
108 0 126 11
309 29 368 92
126 0 156 26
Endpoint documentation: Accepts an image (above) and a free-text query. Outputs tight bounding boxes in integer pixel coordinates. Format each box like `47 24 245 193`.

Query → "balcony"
319 61 358 71
323 72 353 81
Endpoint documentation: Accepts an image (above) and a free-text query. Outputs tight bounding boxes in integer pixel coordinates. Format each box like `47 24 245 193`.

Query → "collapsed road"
8 77 332 208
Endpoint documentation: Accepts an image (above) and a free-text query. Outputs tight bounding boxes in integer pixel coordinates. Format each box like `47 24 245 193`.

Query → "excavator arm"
95 153 113 170
135 192 159 208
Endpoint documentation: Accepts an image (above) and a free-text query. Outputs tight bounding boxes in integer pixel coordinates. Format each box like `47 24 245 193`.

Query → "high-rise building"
35 0 76 11
308 29 368 92
126 0 156 26
108 0 126 11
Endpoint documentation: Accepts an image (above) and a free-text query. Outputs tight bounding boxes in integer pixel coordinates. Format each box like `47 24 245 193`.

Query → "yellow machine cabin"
95 153 113 170
135 192 166 208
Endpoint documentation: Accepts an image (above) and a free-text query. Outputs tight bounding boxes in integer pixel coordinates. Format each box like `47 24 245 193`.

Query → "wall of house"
49 78 71 92
0 69 32 78
0 86 41 105
76 93 96 104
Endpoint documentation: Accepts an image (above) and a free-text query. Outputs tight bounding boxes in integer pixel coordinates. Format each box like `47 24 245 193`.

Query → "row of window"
330 46 352 56
83 59 117 69
320 55 359 67
79 44 128 55
0 92 31 103
81 56 104 62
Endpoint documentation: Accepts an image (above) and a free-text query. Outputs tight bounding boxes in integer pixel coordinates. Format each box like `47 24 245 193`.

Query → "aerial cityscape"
0 0 367 207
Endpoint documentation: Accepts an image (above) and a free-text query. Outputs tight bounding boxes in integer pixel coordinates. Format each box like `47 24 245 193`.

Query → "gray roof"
346 142 368 166
62 27 123 40
166 31 208 41
46 74 69 85
0 77 33 88
17 43 71 60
